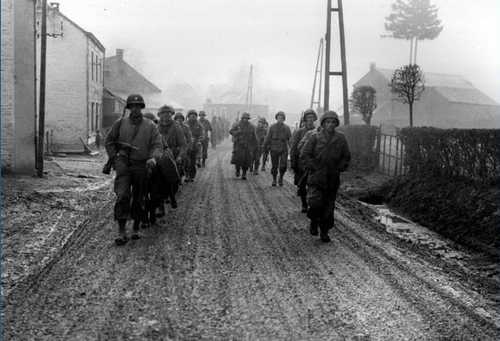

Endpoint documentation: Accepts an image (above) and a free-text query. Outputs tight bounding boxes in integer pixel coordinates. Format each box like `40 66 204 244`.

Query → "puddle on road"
358 201 500 295
360 203 468 262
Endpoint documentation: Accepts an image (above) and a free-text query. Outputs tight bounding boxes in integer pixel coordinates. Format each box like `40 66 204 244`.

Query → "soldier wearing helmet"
290 109 318 212
251 117 269 175
104 94 162 245
300 111 351 242
185 110 205 182
229 112 257 180
263 111 292 186
174 112 192 182
198 111 212 167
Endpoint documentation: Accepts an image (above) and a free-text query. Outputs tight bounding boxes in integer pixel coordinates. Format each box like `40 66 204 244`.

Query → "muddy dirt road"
5 144 499 340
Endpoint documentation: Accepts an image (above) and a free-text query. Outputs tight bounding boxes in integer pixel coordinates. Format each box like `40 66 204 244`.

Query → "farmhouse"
353 63 500 128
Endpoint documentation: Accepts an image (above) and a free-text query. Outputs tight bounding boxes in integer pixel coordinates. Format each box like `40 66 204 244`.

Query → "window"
90 103 95 132
95 103 100 131
95 56 99 82
91 52 94 81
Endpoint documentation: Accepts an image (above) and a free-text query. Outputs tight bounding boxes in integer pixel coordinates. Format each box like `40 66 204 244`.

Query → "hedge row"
338 125 378 171
399 127 500 183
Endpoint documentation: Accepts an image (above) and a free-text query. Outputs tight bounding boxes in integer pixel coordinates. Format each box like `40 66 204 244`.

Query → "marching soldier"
300 111 351 242
264 111 292 186
210 115 218 149
260 119 270 171
105 94 162 246
174 112 192 182
198 111 212 167
229 112 257 180
152 105 187 216
290 109 318 212
186 110 205 182
252 117 268 175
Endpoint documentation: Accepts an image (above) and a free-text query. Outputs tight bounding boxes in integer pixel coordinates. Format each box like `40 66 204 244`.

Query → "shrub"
399 127 500 184
339 125 379 171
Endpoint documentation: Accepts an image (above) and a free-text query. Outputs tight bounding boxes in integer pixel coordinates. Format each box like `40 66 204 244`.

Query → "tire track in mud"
239 166 498 339
5 144 499 340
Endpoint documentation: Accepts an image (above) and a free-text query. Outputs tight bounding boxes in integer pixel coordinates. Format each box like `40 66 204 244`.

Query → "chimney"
369 62 376 72
116 49 124 60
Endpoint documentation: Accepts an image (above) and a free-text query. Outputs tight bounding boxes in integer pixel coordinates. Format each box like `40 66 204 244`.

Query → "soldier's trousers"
114 157 148 222
201 138 209 159
270 150 288 176
186 146 199 179
253 146 263 170
262 150 269 168
306 181 340 233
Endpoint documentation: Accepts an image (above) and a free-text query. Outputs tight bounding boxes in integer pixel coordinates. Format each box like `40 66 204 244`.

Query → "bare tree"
351 86 377 125
384 0 443 64
390 64 425 127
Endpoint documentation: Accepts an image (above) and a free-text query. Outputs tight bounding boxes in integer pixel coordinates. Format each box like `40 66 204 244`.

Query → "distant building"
203 99 269 121
36 2 105 152
103 49 162 117
353 63 500 128
102 88 126 130
1 0 36 173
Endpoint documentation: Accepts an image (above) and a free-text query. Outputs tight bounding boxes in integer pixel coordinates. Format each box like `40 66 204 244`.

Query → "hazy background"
58 0 500 115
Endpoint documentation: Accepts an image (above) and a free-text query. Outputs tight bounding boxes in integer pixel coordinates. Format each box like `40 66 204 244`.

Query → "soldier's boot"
272 174 277 186
278 174 284 187
319 224 331 243
300 196 308 213
156 203 165 217
253 168 259 175
202 158 206 168
241 169 247 180
115 219 129 246
132 220 142 239
235 167 241 178
170 195 178 209
309 220 319 236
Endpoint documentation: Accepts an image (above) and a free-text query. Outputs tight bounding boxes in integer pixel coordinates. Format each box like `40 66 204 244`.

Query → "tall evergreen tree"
385 0 443 63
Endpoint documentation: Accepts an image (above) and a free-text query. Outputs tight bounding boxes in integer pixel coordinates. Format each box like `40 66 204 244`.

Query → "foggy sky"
57 0 500 113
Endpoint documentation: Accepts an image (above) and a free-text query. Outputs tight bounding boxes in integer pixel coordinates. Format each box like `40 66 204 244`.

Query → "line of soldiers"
229 111 292 186
230 109 351 242
104 94 228 246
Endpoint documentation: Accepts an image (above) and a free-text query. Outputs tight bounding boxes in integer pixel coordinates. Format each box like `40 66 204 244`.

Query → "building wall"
87 38 105 144
1 0 16 171
36 7 104 152
37 9 87 152
1 0 36 174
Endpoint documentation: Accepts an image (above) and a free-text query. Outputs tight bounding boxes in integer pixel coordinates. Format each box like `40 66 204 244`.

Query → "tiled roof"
434 87 498 106
104 55 161 95
375 68 498 106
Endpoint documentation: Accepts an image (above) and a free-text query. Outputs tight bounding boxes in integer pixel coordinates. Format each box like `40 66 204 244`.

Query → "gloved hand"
146 158 156 168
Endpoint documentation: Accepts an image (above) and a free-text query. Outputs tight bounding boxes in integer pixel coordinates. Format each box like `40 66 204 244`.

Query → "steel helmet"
158 105 175 117
125 94 145 109
199 110 207 117
275 111 286 120
241 112 251 120
143 112 157 122
174 112 185 121
302 109 318 121
187 109 198 118
320 110 340 126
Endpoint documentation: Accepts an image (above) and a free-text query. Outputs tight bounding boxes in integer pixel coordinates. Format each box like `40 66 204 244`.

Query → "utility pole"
310 38 324 112
323 0 350 125
37 0 47 177
245 64 253 112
